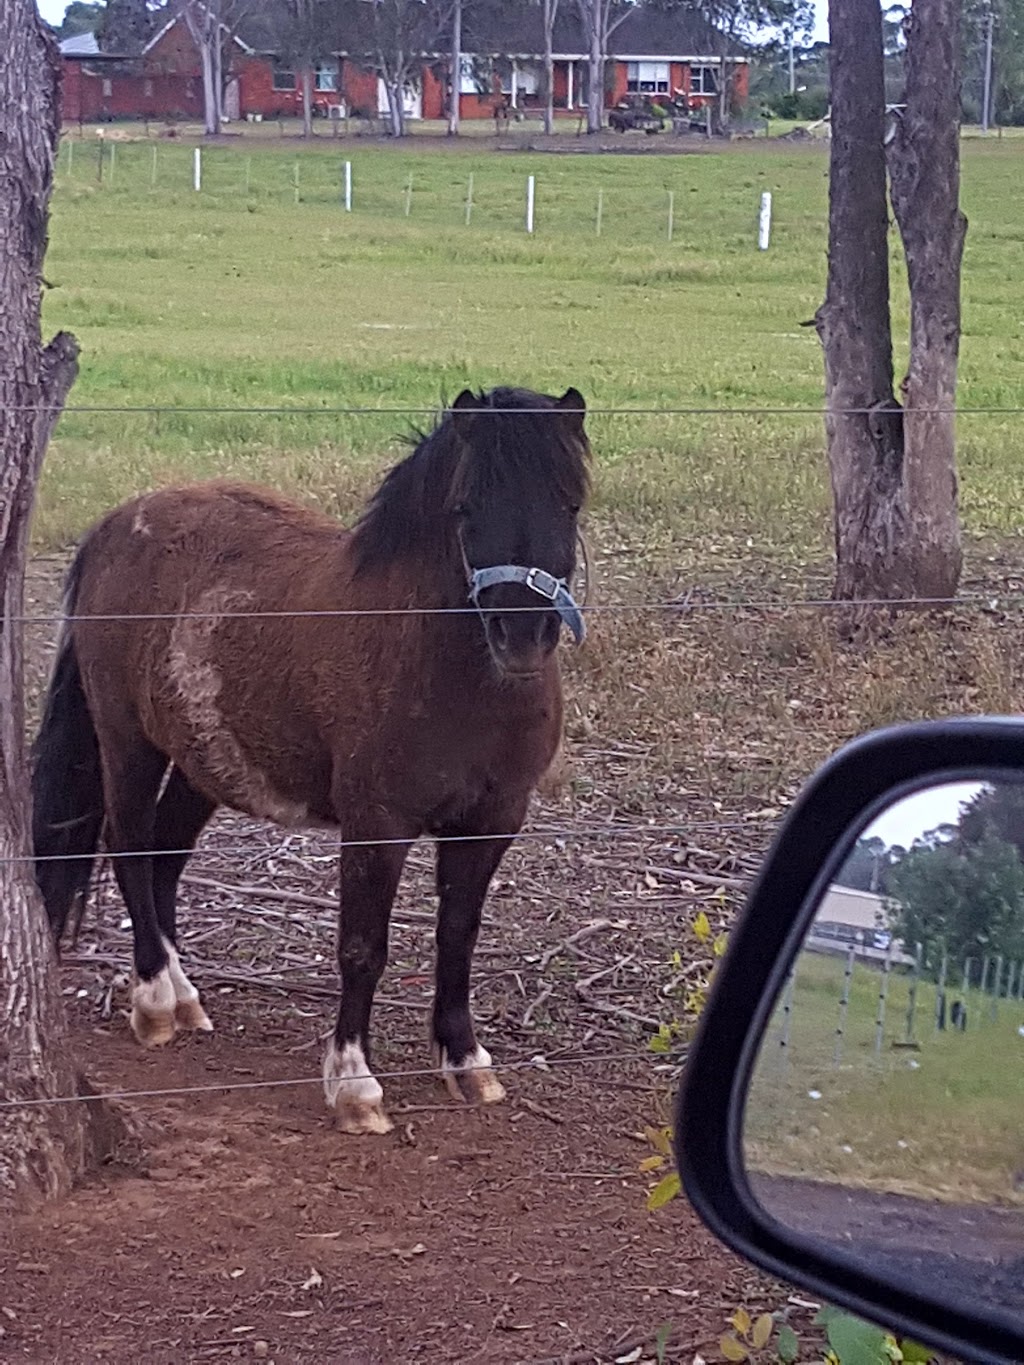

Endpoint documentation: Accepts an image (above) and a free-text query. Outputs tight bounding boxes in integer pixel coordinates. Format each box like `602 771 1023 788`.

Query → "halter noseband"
467 564 586 645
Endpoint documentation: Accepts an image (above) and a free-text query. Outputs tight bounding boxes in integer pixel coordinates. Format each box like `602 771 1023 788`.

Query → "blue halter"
468 564 586 645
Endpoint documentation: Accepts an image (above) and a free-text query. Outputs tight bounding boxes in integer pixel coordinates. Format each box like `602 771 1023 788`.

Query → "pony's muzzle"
484 605 561 678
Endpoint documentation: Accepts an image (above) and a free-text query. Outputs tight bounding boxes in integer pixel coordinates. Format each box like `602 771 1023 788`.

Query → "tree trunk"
543 0 557 136
816 0 907 601
301 66 313 137
887 0 966 598
197 30 218 135
817 0 964 603
587 21 603 134
0 0 124 1214
384 75 405 137
212 11 224 128
448 0 461 136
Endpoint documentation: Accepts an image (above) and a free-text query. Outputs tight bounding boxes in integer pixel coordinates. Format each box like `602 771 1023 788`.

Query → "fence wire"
0 1049 652 1112
7 397 1021 1123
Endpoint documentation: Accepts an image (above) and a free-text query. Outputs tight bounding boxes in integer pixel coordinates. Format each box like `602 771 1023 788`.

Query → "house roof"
461 5 746 61
59 31 137 59
229 2 747 64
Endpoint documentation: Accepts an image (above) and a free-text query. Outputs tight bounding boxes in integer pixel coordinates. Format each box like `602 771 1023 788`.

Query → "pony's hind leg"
324 833 411 1136
432 829 515 1107
100 736 180 1047
152 766 217 1034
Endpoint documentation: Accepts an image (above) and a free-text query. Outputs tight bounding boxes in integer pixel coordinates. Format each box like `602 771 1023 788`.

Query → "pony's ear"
450 388 479 438
556 387 586 435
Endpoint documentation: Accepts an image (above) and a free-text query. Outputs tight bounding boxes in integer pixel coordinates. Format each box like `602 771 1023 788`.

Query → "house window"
688 64 719 96
459 55 487 94
144 78 154 97
272 67 296 91
626 60 669 94
315 63 337 92
102 78 112 96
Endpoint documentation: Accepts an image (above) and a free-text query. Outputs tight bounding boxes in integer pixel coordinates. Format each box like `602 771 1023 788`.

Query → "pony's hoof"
131 969 179 1046
175 998 214 1033
440 1044 507 1106
334 1099 395 1136
322 1039 392 1135
131 1005 177 1048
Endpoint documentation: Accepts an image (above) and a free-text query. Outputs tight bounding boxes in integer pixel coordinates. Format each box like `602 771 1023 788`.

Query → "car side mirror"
676 719 1024 1365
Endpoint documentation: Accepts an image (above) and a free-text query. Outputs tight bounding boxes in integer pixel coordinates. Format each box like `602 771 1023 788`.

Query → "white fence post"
193 146 201 192
595 187 603 236
758 190 772 249
343 160 352 212
526 174 535 234
465 172 474 225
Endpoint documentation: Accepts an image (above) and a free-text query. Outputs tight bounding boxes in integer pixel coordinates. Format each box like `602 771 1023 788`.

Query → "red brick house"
59 5 748 126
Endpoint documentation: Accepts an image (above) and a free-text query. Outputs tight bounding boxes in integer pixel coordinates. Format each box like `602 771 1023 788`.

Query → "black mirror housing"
676 718 1024 1365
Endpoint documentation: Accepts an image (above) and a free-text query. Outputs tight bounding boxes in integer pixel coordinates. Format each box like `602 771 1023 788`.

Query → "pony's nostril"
491 616 510 651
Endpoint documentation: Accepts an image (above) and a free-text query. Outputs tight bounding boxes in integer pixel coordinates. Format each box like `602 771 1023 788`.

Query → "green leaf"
692 910 712 943
898 1341 933 1364
751 1313 773 1350
777 1323 799 1363
825 1312 891 1365
646 1170 681 1211
719 1333 748 1362
655 1322 672 1365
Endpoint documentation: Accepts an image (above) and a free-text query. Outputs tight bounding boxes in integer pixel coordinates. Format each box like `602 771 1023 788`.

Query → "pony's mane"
351 387 590 574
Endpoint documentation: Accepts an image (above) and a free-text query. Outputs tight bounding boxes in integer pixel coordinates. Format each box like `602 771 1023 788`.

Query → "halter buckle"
525 567 560 602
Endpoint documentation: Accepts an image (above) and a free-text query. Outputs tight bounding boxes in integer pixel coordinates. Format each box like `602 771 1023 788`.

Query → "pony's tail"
31 549 104 945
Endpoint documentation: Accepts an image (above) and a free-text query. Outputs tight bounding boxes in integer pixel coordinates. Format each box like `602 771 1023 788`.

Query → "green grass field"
745 948 1024 1205
37 133 1024 552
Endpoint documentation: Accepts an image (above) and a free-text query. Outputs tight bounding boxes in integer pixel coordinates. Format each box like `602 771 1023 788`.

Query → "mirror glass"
743 778 1024 1319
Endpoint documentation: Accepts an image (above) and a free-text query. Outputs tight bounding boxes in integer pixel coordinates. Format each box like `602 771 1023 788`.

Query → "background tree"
57 1 104 39
887 833 1024 971
97 0 152 50
959 783 1024 859
447 0 462 134
351 0 456 137
266 0 334 136
574 0 630 133
180 0 226 133
542 0 560 134
1 0 121 1211
815 0 966 603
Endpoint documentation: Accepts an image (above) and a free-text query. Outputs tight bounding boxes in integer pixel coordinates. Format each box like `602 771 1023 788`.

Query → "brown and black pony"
32 386 590 1135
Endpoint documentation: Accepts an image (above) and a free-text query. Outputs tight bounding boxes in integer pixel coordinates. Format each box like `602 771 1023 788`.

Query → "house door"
377 77 422 121
224 76 240 121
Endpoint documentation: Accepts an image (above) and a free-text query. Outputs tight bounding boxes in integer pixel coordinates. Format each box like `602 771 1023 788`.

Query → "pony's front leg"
433 828 517 1107
324 834 411 1136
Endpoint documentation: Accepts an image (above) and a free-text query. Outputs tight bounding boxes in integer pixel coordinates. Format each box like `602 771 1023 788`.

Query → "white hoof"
131 968 177 1047
323 1039 393 1136
164 937 213 1034
440 1043 507 1106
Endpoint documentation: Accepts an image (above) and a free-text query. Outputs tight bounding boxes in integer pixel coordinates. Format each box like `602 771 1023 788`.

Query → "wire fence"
8 394 1024 1121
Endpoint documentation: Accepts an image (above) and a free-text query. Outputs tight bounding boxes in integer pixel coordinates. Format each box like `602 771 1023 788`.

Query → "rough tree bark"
816 0 965 602
887 0 966 597
1 0 123 1212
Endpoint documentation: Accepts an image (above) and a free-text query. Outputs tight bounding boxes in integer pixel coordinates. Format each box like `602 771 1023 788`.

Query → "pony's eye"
452 501 469 518
568 503 581 516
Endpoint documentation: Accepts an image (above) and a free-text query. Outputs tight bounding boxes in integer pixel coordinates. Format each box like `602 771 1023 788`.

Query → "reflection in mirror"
744 778 1024 1320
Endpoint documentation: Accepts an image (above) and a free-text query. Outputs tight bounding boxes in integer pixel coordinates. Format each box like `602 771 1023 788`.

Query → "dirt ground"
13 530 1016 1360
